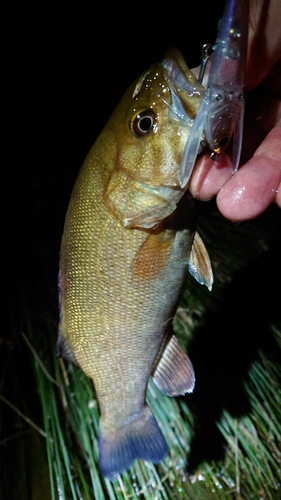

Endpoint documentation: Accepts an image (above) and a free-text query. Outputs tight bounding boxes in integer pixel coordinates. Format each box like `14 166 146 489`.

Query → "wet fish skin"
58 49 213 480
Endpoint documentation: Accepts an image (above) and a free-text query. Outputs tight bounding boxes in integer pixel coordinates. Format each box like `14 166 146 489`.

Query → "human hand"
189 0 281 221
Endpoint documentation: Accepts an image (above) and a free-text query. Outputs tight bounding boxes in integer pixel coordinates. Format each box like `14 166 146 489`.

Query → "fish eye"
130 110 156 136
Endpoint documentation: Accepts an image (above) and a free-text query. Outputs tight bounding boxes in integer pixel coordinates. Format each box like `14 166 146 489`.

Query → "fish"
58 47 214 480
180 0 249 187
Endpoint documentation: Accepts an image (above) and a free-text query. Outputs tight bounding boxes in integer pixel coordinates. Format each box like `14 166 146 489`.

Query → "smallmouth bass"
58 49 213 479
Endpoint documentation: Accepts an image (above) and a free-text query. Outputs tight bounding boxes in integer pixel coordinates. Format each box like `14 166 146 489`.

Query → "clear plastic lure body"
180 0 249 188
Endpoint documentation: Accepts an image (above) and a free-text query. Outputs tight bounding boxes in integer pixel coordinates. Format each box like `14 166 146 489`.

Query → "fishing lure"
180 0 249 188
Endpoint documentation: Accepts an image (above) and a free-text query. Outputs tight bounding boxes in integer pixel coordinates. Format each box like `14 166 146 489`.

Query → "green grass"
1 203 281 499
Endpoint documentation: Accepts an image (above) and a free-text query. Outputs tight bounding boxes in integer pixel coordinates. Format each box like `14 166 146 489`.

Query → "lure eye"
131 110 156 136
218 136 230 149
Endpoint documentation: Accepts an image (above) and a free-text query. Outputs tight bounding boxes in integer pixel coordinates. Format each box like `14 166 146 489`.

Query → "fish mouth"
161 49 205 124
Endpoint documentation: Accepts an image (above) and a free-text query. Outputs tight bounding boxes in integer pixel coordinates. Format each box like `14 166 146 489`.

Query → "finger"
188 152 233 200
216 122 281 221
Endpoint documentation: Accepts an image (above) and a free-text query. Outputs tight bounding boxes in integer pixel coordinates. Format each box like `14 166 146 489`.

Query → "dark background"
2 4 281 497
3 4 227 491
4 1 225 289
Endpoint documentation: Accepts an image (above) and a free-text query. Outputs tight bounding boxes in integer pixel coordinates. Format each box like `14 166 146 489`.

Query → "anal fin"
152 335 195 396
188 231 213 291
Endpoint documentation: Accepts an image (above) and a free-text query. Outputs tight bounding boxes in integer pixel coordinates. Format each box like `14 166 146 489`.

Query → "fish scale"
58 49 213 479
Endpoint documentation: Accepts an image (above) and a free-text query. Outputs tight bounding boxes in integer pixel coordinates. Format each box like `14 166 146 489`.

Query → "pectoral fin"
152 334 195 396
188 231 213 291
133 230 175 282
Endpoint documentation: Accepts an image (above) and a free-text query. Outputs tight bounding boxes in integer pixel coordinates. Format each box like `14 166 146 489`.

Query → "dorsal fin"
152 334 195 396
188 231 213 291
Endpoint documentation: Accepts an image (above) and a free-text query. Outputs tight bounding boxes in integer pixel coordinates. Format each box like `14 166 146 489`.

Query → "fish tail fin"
99 406 167 480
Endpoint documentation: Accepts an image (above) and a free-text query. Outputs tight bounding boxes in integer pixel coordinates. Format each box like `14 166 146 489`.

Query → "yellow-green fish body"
58 49 213 479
